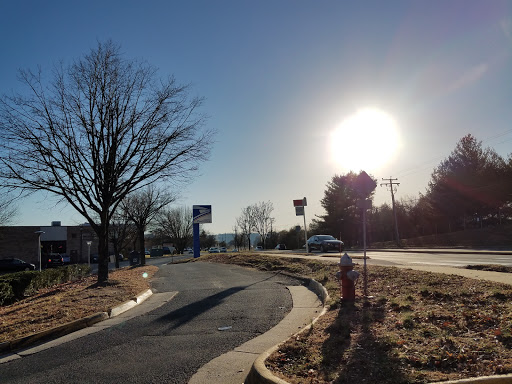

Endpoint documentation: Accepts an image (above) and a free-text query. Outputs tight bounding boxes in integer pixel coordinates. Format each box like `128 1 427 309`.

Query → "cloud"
446 63 488 93
500 18 512 42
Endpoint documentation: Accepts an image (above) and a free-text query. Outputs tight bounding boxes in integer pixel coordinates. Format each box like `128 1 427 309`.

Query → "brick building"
0 222 98 268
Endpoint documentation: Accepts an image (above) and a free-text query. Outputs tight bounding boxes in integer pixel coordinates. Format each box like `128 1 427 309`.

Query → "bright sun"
330 108 400 172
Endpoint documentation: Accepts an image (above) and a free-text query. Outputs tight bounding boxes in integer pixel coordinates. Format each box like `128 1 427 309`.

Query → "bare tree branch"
0 40 214 282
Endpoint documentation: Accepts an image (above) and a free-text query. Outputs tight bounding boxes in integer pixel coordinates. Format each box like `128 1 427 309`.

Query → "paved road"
268 249 512 267
1 261 302 384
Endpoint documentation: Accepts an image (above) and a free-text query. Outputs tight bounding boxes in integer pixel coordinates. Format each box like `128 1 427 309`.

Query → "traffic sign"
193 205 212 224
293 197 307 207
354 171 377 197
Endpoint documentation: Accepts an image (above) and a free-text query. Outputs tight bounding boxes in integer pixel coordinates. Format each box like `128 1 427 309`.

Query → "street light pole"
86 241 92 268
34 230 45 272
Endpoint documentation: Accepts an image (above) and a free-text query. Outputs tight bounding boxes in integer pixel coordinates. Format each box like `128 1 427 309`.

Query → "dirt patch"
0 266 157 343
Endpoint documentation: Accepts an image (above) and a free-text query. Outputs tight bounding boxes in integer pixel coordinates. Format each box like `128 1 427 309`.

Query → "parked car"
255 246 263 251
219 247 227 253
275 244 286 250
209 247 220 253
0 258 36 272
307 235 344 253
61 254 71 264
46 253 64 268
90 254 99 263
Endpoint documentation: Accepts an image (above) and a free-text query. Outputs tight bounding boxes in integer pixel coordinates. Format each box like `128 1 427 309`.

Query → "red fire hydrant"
338 253 359 301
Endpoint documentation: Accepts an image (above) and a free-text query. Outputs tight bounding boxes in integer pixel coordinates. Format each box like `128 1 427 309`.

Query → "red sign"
293 197 307 207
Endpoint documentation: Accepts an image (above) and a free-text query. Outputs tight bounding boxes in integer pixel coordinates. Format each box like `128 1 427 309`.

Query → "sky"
1 1 511 236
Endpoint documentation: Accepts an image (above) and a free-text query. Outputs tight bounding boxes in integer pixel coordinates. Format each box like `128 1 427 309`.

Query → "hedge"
0 264 91 306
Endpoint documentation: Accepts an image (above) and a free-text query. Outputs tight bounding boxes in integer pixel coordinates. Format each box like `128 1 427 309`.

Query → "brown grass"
0 265 157 343
201 253 512 383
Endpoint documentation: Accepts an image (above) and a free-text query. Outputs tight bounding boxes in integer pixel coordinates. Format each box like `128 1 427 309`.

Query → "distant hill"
215 233 259 245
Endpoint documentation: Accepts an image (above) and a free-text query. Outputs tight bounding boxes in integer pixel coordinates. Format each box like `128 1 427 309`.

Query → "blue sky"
1 1 511 235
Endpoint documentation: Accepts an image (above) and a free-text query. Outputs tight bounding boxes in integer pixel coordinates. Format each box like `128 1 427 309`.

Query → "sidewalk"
189 280 327 384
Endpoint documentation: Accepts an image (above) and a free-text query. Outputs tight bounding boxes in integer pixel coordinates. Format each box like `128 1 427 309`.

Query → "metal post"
86 241 92 268
35 230 45 272
363 207 368 297
303 211 308 254
193 223 200 258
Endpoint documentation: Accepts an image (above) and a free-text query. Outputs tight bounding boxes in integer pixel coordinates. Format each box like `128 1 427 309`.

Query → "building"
0 221 97 268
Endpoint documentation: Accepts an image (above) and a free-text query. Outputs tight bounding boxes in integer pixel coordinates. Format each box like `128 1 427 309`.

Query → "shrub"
0 280 14 306
0 264 91 306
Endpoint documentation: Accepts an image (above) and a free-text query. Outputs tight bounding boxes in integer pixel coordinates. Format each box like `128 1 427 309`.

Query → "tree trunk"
138 227 146 266
97 230 110 283
96 213 111 284
114 243 120 269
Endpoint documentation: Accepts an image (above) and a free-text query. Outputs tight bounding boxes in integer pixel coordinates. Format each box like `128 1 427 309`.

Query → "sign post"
354 171 377 298
293 197 308 253
193 205 212 258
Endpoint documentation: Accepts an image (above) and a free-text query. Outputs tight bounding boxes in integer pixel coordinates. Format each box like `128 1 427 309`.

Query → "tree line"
310 134 512 247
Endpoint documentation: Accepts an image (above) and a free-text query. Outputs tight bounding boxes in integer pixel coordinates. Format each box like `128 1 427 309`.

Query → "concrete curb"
432 374 512 383
0 288 152 355
245 279 329 384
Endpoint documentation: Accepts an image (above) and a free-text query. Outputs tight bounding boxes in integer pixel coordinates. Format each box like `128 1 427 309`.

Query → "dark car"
46 253 64 268
307 235 344 253
90 254 99 263
0 258 36 272
275 244 286 250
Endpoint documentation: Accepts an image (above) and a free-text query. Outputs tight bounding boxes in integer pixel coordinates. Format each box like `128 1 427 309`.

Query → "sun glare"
330 108 399 172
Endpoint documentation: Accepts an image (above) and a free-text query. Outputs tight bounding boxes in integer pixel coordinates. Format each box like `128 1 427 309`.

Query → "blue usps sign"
193 205 212 224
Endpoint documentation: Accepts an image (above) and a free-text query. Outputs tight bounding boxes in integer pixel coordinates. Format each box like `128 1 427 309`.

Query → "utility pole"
381 177 400 247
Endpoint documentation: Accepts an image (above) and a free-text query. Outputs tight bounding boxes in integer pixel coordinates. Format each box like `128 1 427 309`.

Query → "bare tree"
0 193 17 226
121 186 175 265
0 41 214 283
109 213 137 269
157 206 193 254
236 205 256 250
232 225 241 250
252 201 274 249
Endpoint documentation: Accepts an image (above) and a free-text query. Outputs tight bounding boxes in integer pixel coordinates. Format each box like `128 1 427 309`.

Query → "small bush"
0 280 14 306
0 271 36 305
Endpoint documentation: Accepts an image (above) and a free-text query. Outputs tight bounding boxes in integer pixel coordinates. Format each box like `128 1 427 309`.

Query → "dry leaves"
0 266 157 343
